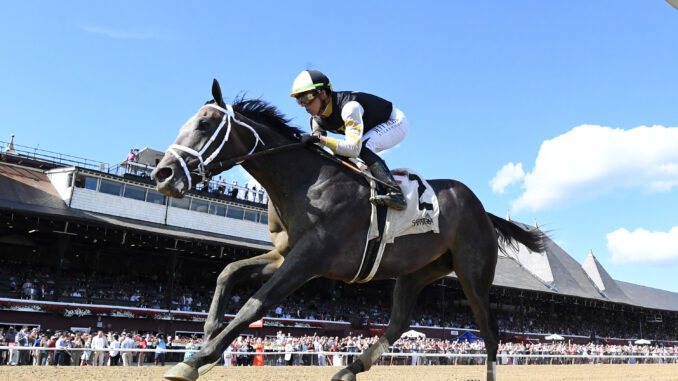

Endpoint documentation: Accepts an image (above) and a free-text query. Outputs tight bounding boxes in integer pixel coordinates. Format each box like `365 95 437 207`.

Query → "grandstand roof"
496 223 678 312
582 251 634 304
0 163 68 214
617 281 678 311
485 256 554 293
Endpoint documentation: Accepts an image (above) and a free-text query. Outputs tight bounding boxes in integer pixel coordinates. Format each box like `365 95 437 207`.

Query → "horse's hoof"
164 362 199 381
331 368 357 381
198 359 219 376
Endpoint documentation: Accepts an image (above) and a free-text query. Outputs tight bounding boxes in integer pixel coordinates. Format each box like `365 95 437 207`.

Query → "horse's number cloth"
368 168 440 243
350 166 440 283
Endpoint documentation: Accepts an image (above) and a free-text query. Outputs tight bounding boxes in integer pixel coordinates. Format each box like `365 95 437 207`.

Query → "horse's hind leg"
453 232 499 381
204 250 283 342
332 255 452 381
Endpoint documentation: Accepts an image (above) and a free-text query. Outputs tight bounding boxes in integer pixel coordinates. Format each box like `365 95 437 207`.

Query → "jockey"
291 69 408 210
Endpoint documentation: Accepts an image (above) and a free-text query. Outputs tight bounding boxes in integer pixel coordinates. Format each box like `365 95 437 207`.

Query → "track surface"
1 364 677 381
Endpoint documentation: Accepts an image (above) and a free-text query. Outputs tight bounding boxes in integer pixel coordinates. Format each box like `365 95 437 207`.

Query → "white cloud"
82 25 172 40
607 226 678 264
501 125 678 211
490 162 525 194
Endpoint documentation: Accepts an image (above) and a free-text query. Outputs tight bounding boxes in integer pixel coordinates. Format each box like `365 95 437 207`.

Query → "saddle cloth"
349 166 440 283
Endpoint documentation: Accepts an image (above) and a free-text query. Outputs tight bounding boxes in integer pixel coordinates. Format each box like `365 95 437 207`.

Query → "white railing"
1 346 677 365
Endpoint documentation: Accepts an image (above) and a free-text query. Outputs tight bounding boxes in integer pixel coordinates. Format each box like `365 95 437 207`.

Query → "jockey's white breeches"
361 107 408 153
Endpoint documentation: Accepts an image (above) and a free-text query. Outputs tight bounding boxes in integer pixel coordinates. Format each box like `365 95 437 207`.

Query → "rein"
204 142 305 177
308 146 400 192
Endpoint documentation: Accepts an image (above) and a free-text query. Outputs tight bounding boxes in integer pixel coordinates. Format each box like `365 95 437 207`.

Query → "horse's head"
151 79 262 198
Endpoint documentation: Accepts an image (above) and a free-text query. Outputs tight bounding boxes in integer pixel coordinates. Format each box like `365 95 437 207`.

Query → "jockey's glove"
301 134 320 146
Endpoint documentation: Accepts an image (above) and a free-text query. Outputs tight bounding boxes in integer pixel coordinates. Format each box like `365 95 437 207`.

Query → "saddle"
347 164 440 283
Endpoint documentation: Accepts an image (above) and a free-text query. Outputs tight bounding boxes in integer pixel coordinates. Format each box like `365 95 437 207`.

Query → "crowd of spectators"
0 326 169 367
1 327 676 368
1 259 676 344
197 179 268 205
216 333 678 367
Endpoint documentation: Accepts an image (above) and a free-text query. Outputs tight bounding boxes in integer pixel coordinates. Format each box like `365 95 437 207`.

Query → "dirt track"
1 364 678 381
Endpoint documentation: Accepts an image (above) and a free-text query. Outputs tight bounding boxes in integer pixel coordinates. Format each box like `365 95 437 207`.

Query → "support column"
53 234 70 301
164 250 178 310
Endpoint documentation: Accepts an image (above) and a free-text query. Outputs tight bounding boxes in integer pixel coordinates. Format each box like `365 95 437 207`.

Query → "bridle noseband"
166 103 264 190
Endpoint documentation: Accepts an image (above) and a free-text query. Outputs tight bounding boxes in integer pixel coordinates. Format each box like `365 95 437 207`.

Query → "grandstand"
0 136 676 347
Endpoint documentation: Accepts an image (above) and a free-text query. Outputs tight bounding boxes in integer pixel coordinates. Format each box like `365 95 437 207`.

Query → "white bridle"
166 103 264 190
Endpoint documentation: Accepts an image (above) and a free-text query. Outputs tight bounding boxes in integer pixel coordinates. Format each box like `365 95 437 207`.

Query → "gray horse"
151 80 545 381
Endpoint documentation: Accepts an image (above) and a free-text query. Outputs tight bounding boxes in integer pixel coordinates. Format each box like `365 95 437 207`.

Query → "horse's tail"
487 212 546 254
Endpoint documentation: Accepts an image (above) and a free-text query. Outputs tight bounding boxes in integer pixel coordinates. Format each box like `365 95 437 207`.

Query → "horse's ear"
212 79 226 108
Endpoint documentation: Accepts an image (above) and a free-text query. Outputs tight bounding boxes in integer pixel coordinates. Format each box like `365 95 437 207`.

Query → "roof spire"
506 209 511 221
4 134 16 154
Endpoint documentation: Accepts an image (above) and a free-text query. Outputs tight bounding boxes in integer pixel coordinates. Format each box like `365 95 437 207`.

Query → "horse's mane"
207 97 304 139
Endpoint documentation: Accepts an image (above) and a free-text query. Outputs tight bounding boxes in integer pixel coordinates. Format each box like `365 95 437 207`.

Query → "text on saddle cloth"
365 167 440 243
349 166 440 283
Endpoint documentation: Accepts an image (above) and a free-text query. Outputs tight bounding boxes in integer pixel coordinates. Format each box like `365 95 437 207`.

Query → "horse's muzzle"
151 165 188 198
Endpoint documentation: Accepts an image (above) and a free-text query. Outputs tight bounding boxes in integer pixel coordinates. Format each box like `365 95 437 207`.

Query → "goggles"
296 91 318 106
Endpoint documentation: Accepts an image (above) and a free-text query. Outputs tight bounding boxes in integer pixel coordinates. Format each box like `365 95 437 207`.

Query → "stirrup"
370 193 407 211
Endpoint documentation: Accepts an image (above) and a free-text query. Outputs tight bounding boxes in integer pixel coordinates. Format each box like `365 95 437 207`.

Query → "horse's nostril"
156 167 173 182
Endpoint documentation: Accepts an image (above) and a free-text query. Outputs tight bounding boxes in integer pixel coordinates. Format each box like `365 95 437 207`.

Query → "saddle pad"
368 168 440 244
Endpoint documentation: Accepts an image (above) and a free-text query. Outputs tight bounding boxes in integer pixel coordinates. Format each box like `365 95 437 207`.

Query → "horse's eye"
197 119 210 130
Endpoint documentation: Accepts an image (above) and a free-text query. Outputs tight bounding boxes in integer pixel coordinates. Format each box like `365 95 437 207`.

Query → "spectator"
109 333 121 365
223 340 235 366
138 334 152 366
184 339 197 362
231 181 239 198
236 336 248 366
90 331 108 366
0 328 6 365
284 338 294 366
243 184 250 202
253 337 264 366
15 326 29 365
71 332 84 366
80 333 91 366
121 333 135 366
55 332 71 366
154 334 167 366
44 334 56 366
126 149 136 162
32 333 44 366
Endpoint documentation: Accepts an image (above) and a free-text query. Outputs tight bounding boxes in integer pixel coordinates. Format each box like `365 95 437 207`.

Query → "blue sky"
1 1 677 293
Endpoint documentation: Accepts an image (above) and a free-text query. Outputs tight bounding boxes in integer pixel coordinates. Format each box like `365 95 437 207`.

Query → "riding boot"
360 147 407 211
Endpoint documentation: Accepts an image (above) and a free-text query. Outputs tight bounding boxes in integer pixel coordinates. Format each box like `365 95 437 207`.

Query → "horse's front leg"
203 250 284 342
332 256 451 381
205 203 289 343
164 245 323 381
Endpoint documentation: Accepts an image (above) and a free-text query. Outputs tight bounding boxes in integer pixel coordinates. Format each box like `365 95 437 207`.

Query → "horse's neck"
241 148 320 208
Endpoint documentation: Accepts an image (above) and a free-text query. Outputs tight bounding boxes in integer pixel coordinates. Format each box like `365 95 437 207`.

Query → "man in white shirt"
223 342 234 366
90 330 108 366
109 334 121 365
284 339 294 366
